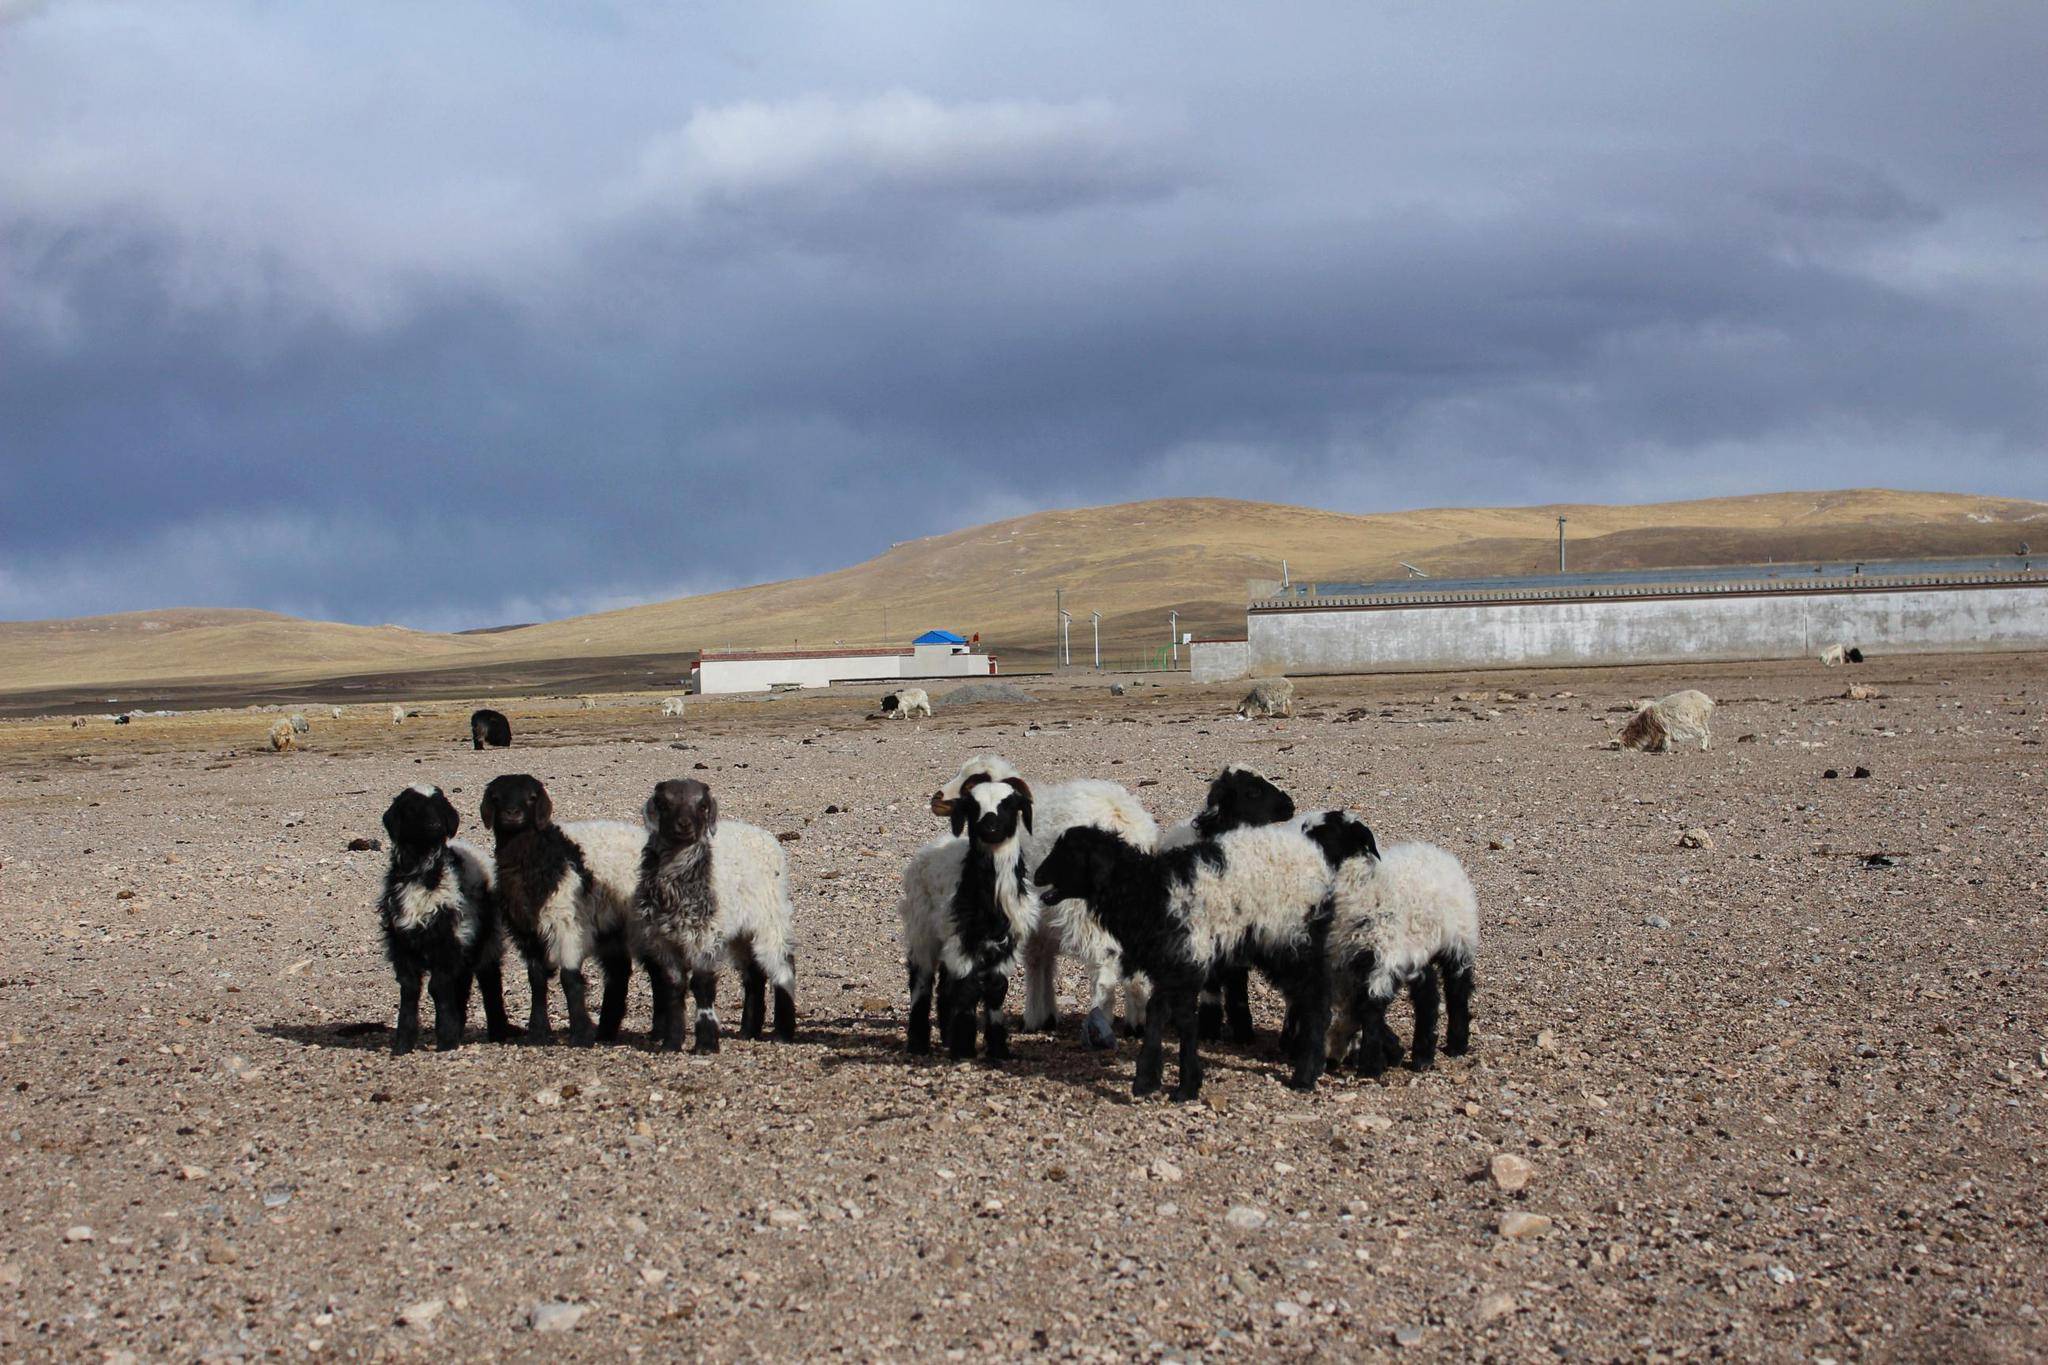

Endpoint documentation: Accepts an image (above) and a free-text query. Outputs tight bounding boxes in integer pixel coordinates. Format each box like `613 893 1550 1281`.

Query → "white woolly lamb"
631 779 797 1051
1302 812 1478 1076
661 696 686 718
931 757 1158 1049
1818 643 1846 667
1618 689 1716 752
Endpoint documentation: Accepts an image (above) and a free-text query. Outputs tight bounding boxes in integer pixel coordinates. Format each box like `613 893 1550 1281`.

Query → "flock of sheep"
373 755 1481 1101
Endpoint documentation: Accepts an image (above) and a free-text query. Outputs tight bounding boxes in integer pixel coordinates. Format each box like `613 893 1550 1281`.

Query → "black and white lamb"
1031 822 1335 1100
931 757 1157 1049
470 708 512 750
1161 764 1304 1044
376 784 517 1054
631 778 798 1052
900 774 1039 1059
478 774 642 1047
1301 810 1478 1075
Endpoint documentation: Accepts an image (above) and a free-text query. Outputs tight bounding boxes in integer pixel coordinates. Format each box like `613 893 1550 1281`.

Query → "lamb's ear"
1009 781 1033 833
1357 821 1380 861
530 784 553 826
434 790 460 839
949 802 970 838
382 801 405 842
479 789 499 831
929 791 953 817
699 788 718 834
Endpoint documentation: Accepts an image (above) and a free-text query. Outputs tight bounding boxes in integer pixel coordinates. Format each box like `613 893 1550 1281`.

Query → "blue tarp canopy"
912 629 968 645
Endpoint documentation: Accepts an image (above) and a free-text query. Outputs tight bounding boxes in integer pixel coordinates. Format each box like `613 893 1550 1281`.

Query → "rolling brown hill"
3 488 2041 698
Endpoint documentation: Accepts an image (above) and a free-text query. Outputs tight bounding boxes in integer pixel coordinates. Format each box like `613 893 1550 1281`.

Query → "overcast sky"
3 3 2044 628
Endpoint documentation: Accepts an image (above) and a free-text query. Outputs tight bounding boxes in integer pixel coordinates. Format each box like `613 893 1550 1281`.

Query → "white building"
691 630 997 696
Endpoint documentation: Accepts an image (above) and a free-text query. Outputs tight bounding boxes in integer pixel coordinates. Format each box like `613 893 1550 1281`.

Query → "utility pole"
1059 611 1072 668
1169 610 1179 667
1556 516 1568 574
1090 612 1101 669
1054 588 1063 667
1282 558 1289 589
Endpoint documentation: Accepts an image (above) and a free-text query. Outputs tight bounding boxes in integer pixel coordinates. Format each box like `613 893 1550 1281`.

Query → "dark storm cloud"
2 2 2044 626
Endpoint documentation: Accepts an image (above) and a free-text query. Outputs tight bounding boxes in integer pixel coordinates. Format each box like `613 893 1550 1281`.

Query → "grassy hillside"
3 488 2040 695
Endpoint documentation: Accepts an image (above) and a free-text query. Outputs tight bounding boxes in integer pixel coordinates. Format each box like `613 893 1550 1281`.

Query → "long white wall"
697 651 993 695
1239 583 2048 677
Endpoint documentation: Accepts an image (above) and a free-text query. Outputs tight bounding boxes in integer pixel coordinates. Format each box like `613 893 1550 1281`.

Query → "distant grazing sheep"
470 708 512 750
631 778 798 1052
1819 643 1845 667
330 707 344 720
880 688 932 719
377 784 517 1053
1618 689 1716 752
268 719 298 752
391 706 408 725
289 713 310 734
478 774 641 1046
579 697 598 710
1238 677 1295 719
67 717 86 730
661 697 686 718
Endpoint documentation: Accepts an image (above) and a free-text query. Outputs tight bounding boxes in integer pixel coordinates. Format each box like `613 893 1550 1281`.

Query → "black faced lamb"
1172 764 1302 1044
478 774 641 1047
931 756 1157 1049
470 708 512 750
376 784 517 1054
1301 810 1478 1075
899 774 1039 1060
631 779 797 1053
1031 823 1335 1100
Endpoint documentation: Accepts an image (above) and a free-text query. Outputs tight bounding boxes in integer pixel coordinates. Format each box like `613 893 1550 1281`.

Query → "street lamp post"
1090 612 1101 670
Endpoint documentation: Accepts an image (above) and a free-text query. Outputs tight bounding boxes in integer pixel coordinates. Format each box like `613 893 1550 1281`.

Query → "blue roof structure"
912 629 968 645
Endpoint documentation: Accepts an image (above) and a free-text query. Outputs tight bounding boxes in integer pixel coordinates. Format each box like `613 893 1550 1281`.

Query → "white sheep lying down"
1619 689 1715 752
932 757 1157 1048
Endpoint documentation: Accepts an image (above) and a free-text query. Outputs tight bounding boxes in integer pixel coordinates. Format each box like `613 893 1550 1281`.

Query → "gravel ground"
1 658 2044 1361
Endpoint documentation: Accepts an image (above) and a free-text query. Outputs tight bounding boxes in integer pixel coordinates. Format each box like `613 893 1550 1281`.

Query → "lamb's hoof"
907 1036 931 1056
1132 1078 1162 1099
1406 1054 1436 1073
985 1041 1012 1063
486 1025 524 1043
1285 1075 1319 1092
737 1025 763 1042
774 1024 796 1043
692 1023 721 1054
565 1030 596 1049
1444 1037 1471 1058
1081 1011 1117 1051
1168 1085 1201 1104
391 1036 416 1058
434 1036 461 1053
1197 1005 1223 1042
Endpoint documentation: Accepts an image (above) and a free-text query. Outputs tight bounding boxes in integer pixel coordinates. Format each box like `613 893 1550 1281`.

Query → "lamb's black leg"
944 970 980 1060
429 970 468 1052
981 971 1011 1063
1441 955 1474 1058
1197 965 1224 1042
771 957 796 1042
1133 988 1172 1098
1408 966 1441 1072
475 955 518 1042
594 935 630 1043
560 967 596 1047
524 958 553 1044
1223 962 1255 1045
645 962 675 1050
738 957 768 1041
1168 988 1204 1102
393 969 423 1056
690 968 721 1054
907 960 935 1055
